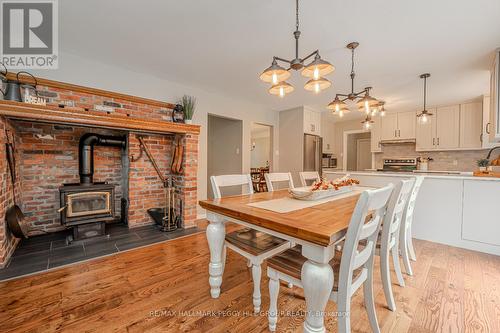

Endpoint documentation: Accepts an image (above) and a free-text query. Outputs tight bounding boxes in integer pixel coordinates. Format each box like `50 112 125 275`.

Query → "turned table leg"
301 246 335 333
206 213 226 298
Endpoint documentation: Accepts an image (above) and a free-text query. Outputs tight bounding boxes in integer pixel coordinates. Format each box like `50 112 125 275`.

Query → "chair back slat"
299 171 320 187
337 184 394 298
210 174 254 199
401 176 424 231
265 172 295 192
382 179 415 242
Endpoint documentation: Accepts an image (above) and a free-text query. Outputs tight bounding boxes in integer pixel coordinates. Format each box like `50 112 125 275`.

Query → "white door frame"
251 122 274 172
342 129 372 171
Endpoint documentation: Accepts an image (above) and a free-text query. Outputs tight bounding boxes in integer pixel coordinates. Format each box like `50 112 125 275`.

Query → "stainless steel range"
377 157 418 172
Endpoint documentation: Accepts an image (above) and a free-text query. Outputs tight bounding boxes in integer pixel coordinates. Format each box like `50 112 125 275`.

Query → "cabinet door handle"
480 133 483 143
398 129 401 137
486 122 491 134
437 137 440 146
433 138 436 146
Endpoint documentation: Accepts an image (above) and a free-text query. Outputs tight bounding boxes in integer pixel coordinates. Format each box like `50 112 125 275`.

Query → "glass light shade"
356 94 379 113
327 96 347 111
260 61 291 84
362 118 374 130
417 111 433 124
301 56 335 79
269 81 294 98
304 77 331 94
378 102 386 117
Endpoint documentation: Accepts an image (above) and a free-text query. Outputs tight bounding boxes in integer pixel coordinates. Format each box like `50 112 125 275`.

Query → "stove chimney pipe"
78 133 126 184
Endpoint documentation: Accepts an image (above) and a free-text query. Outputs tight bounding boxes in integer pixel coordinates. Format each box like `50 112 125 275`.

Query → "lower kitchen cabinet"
462 180 500 247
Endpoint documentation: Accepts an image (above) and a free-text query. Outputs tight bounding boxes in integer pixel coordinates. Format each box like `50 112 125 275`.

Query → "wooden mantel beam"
0 100 200 135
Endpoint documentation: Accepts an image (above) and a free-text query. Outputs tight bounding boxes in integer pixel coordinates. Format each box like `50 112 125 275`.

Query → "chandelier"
259 0 334 98
327 42 384 125
417 73 432 124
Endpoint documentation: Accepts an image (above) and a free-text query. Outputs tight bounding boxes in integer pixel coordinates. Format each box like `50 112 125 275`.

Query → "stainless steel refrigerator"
303 134 323 176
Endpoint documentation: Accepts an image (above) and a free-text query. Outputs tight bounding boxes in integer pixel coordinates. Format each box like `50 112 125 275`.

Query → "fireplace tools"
137 136 181 231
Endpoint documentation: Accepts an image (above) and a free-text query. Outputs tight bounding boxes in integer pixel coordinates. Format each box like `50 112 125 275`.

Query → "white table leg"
301 245 335 333
206 213 226 298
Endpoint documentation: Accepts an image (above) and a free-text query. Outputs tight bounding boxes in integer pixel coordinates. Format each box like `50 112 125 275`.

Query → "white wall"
31 52 279 218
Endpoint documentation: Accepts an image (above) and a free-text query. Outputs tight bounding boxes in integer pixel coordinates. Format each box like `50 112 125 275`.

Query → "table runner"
247 186 370 213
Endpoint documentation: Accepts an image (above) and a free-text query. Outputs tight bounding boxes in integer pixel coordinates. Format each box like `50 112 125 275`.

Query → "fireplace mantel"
0 100 200 135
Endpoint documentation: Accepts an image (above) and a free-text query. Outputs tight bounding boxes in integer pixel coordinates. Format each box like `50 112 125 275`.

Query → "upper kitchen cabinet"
321 113 335 153
370 117 382 153
415 110 436 151
460 101 483 148
380 111 416 140
416 102 484 151
490 50 500 142
303 107 321 135
436 105 460 149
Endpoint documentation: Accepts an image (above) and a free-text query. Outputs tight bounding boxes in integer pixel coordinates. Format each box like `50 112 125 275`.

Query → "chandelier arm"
274 56 293 64
302 50 319 64
340 96 350 102
335 93 349 98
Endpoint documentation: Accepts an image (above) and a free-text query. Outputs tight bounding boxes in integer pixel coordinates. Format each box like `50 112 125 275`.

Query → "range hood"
379 139 416 145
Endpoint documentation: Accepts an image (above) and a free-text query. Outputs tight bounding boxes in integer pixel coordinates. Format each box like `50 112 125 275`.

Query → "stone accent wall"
374 144 489 171
0 80 199 267
13 121 125 235
0 118 21 267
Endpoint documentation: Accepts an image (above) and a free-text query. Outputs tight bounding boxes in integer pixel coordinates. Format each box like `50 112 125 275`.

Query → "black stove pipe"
79 133 126 184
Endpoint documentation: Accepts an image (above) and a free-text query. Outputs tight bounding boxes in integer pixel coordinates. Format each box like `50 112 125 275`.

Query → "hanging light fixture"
417 73 432 124
327 95 349 117
361 115 374 130
259 0 334 97
378 101 386 117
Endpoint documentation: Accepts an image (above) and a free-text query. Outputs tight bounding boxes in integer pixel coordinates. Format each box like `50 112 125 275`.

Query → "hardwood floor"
0 223 499 333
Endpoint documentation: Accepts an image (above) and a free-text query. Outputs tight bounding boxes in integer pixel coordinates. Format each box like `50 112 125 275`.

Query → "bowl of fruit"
289 175 360 201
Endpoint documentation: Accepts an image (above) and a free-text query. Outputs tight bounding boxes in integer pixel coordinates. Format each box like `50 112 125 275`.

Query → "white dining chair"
267 184 395 333
264 172 295 192
378 178 415 311
299 171 320 187
210 174 291 313
399 176 424 275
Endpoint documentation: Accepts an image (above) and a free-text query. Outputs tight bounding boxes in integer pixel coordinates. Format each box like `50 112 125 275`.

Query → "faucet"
486 146 500 159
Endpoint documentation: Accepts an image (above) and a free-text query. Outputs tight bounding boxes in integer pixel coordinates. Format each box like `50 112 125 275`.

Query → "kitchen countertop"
323 170 500 182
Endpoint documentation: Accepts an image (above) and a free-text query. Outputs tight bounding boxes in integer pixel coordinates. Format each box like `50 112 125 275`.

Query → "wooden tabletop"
199 189 362 247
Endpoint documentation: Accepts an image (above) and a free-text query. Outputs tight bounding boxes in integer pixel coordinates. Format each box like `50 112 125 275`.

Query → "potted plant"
180 95 196 124
477 158 490 172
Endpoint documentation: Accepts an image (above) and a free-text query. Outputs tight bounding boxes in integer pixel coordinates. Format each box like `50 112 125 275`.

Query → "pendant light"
417 73 432 124
259 0 334 97
327 42 380 117
327 95 349 117
361 115 374 130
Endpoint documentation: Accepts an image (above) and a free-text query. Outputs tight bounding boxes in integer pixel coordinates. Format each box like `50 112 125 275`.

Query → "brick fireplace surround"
0 76 199 267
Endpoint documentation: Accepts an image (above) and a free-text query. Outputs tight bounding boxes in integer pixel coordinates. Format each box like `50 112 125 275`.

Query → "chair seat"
267 245 362 292
225 228 288 256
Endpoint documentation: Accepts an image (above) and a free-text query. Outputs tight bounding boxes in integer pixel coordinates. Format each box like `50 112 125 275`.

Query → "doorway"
343 130 372 171
207 115 243 199
250 123 273 170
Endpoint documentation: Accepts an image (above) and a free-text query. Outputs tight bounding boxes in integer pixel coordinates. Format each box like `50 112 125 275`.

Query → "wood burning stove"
58 133 126 242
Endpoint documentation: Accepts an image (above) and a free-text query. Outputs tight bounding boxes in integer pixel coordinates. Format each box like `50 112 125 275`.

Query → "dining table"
199 186 370 333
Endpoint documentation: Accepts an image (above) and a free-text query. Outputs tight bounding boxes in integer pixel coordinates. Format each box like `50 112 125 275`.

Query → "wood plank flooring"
0 222 499 333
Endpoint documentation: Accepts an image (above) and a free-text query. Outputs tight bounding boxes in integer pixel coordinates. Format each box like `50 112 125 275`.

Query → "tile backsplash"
374 144 491 171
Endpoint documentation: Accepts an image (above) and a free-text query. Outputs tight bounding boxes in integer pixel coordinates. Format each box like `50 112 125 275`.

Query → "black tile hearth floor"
0 224 202 281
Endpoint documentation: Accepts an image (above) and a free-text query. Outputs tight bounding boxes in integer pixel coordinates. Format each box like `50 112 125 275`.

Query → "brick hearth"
0 77 199 267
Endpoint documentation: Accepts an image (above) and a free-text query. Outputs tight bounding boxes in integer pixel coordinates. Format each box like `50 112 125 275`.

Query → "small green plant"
180 95 196 120
477 159 490 168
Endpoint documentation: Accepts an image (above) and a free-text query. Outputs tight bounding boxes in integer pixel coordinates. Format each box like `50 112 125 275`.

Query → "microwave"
322 154 337 168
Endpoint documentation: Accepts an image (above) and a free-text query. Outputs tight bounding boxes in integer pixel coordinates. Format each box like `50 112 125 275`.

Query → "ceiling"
59 0 500 120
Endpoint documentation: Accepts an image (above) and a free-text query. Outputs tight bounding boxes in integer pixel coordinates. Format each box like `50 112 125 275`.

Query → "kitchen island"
324 171 500 255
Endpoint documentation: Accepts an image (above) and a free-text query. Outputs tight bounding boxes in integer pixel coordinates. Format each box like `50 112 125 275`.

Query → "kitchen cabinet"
380 112 415 140
490 50 500 142
370 117 382 152
462 180 500 247
416 105 460 150
482 95 495 148
415 110 436 151
303 108 321 135
397 112 416 139
460 101 483 149
321 113 334 153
